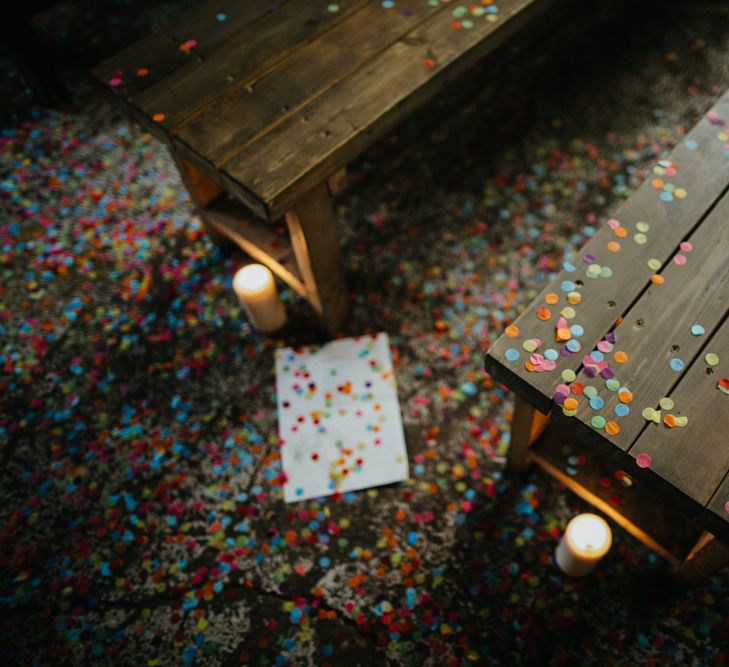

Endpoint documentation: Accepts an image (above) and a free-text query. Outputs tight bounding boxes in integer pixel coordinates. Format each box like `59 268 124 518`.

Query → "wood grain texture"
221 0 551 218
177 0 449 166
486 88 729 414
133 0 366 133
623 313 729 515
284 184 350 333
567 188 729 453
92 0 278 99
507 394 549 470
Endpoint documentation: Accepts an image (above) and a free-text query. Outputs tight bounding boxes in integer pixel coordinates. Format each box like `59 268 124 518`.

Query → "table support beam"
508 394 550 471
670 531 729 589
284 184 350 334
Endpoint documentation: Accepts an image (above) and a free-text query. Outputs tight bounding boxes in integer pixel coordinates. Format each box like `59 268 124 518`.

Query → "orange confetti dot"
651 274 665 285
563 397 579 411
614 226 628 238
545 293 559 305
614 350 628 364
153 113 166 123
537 307 552 321
505 325 519 338
571 382 584 396
663 413 677 428
618 389 633 404
423 58 436 69
607 241 621 252
556 327 571 342
524 359 535 372
651 178 664 189
137 67 149 77
605 421 620 435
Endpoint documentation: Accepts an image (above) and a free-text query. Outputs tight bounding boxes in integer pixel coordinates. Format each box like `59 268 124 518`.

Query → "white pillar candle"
233 264 286 333
555 513 612 576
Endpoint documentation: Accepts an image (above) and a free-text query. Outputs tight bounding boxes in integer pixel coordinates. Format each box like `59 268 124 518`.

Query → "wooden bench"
486 88 729 586
92 0 574 333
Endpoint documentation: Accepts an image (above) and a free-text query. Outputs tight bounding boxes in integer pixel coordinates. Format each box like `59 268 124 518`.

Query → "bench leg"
284 184 350 334
507 394 550 471
670 531 729 588
167 147 232 249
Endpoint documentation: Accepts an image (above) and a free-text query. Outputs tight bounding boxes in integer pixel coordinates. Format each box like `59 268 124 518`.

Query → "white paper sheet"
275 333 409 502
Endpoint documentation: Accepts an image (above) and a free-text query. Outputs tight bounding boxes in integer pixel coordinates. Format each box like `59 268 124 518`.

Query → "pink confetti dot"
636 453 652 468
679 241 693 252
673 254 687 266
607 219 620 230
724 500 729 515
109 78 122 87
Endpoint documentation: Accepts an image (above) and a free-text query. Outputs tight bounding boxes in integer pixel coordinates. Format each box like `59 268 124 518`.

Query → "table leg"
508 394 550 471
284 183 350 334
670 531 729 588
167 147 232 249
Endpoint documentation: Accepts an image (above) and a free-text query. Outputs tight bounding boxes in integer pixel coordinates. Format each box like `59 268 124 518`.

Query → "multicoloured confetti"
2 3 729 665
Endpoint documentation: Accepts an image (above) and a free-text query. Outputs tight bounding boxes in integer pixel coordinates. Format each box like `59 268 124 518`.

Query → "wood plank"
566 189 729 455
702 472 729 545
132 0 367 134
284 184 350 333
622 314 729 516
529 421 703 564
91 0 278 99
486 88 729 414
221 0 561 219
202 195 306 298
176 0 451 166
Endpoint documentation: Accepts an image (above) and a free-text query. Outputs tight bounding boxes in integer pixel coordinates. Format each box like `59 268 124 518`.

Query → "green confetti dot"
605 379 620 391
523 339 539 352
659 397 674 410
600 266 613 278
636 221 650 233
591 415 606 430
647 258 661 270
706 353 720 366
327 3 340 12
634 233 648 244
583 386 598 399
562 369 576 383
561 307 576 319
586 264 601 278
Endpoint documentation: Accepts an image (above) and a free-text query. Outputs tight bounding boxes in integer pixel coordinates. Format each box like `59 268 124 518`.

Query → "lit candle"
233 264 286 333
555 513 612 576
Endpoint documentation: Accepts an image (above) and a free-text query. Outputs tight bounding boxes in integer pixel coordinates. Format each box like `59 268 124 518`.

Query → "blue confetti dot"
544 349 558 361
589 396 605 410
561 280 575 292
660 191 674 202
591 351 604 362
615 404 630 417
669 358 684 371
563 261 576 272
685 139 698 150
505 348 519 362
570 325 584 337
690 324 705 336
566 339 581 352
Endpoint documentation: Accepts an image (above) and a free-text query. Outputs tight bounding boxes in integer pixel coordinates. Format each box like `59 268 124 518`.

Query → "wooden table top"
486 88 729 544
91 0 568 221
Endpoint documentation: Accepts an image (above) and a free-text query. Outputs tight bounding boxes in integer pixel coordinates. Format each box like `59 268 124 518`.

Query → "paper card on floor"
275 332 409 502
